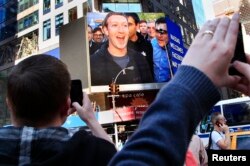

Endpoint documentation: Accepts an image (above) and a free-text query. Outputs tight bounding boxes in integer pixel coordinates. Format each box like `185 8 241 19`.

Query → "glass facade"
18 10 38 32
191 0 206 29
43 19 51 40
0 2 17 23
0 21 17 42
102 0 141 12
55 13 63 36
18 0 39 13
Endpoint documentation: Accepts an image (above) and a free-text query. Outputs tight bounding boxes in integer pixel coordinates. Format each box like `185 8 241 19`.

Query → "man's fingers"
225 13 239 47
233 61 250 80
213 17 230 42
72 102 82 111
246 54 250 63
68 107 76 115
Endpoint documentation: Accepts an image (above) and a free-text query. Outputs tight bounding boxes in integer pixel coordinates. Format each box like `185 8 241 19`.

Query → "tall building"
38 0 88 57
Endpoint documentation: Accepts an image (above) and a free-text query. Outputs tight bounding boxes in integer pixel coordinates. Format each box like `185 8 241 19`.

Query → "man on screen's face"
127 16 138 41
155 23 168 48
103 14 129 56
147 21 156 40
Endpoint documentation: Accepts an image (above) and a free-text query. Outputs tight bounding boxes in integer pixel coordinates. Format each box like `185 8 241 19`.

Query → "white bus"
197 96 250 148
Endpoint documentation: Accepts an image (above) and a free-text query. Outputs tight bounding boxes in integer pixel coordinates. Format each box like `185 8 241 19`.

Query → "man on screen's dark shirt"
91 42 153 85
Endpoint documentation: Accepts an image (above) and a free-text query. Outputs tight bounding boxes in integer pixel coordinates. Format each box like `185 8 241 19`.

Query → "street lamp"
108 66 134 147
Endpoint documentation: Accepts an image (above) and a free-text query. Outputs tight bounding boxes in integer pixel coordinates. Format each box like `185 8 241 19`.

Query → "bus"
197 96 250 149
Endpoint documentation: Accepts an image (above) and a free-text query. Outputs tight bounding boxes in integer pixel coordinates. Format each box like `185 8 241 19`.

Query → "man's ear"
103 26 109 37
60 96 71 117
136 24 140 32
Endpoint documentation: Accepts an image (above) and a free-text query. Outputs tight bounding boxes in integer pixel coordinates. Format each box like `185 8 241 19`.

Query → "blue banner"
166 18 187 74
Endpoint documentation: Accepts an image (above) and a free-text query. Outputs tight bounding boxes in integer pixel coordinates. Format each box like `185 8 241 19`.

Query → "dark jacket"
127 32 154 76
89 41 103 55
90 42 153 86
0 126 116 166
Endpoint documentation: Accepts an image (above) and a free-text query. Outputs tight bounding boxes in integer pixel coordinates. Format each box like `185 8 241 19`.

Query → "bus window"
199 105 221 133
236 134 250 149
223 101 250 126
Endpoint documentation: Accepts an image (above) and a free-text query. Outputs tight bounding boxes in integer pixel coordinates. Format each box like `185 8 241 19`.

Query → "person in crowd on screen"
208 112 231 150
151 17 172 82
0 55 116 165
89 27 104 55
139 20 148 39
125 13 154 77
109 13 241 165
147 20 156 41
188 134 208 165
88 24 93 55
87 24 93 42
90 12 153 86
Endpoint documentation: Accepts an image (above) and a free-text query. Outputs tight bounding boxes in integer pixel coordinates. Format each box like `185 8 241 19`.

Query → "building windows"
18 0 39 13
68 7 77 23
43 19 51 41
55 13 63 36
18 11 38 32
43 0 51 14
102 0 142 12
55 0 63 9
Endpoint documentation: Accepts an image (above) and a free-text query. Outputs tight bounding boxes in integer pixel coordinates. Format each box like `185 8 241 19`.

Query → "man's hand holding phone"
220 123 230 133
72 92 96 123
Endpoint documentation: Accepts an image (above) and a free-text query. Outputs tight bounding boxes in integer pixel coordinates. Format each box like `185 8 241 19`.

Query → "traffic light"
109 83 119 95
109 83 115 95
115 84 119 95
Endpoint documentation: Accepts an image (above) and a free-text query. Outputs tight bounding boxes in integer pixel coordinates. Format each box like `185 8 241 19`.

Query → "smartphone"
70 79 83 107
215 121 223 127
229 23 246 75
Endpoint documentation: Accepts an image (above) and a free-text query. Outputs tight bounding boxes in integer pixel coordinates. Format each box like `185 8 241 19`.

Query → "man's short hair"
155 17 166 25
7 54 71 125
125 13 140 25
92 27 103 34
139 20 147 24
102 12 127 28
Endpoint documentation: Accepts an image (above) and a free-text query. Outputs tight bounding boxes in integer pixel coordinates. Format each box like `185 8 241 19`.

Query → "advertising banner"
166 17 187 74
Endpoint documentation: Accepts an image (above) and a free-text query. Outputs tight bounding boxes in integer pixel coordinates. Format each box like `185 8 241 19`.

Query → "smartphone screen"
229 23 246 75
70 79 83 107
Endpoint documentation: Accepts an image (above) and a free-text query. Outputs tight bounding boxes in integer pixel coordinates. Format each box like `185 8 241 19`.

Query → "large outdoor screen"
60 12 187 93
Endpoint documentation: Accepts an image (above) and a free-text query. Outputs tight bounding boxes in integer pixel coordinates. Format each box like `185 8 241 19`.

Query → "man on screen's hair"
0 54 116 165
90 12 153 85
